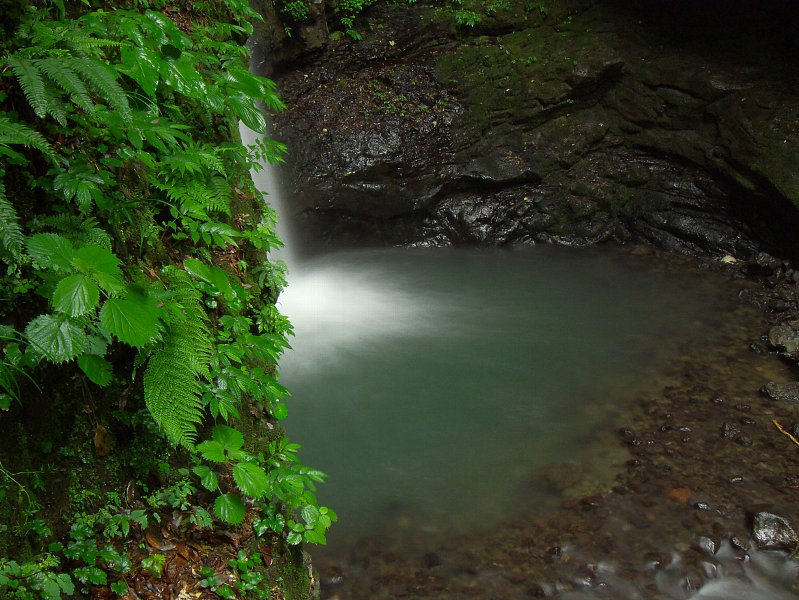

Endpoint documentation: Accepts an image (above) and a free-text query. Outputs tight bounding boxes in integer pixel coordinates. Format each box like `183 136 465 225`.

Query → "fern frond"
72 57 132 122
66 35 124 52
37 57 95 116
158 179 231 219
32 214 112 249
7 56 52 122
161 146 226 177
0 115 58 164
144 268 211 448
0 180 24 262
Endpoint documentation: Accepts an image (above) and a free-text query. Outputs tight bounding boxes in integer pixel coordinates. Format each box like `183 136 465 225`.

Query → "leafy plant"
0 0 331 596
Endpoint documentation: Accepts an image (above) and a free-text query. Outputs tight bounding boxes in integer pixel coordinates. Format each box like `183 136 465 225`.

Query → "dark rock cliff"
257 0 799 260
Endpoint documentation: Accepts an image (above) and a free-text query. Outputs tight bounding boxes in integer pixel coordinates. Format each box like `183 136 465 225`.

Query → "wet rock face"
750 511 799 551
263 0 799 258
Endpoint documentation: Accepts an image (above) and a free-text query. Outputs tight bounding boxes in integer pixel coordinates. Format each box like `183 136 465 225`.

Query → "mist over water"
277 247 730 551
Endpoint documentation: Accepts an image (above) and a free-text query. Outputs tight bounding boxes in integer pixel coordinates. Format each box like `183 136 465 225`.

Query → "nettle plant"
0 0 333 591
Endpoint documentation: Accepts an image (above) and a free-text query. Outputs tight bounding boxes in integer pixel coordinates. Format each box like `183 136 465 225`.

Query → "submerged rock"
749 511 798 551
761 381 799 402
767 324 799 358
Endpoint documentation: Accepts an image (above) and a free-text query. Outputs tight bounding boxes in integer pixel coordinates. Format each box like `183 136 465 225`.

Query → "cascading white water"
238 122 295 269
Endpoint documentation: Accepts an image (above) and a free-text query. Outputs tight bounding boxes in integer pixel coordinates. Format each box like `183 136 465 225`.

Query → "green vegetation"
0 0 331 597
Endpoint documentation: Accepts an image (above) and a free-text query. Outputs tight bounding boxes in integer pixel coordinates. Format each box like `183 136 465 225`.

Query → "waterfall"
238 122 296 270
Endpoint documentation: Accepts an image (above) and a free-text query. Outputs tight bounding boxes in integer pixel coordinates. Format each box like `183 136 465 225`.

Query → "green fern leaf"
66 35 123 51
143 268 211 448
72 57 132 122
37 57 95 116
7 56 51 121
0 115 58 164
0 181 24 261
229 94 267 134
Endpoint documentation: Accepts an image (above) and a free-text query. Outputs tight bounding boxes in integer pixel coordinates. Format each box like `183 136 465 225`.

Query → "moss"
263 543 314 600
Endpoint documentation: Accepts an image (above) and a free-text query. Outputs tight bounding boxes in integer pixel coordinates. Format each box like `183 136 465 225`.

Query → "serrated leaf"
229 94 267 134
77 354 113 387
214 493 245 525
56 573 74 594
196 440 226 462
71 245 123 293
99 293 160 347
232 462 268 498
192 465 219 491
53 273 100 316
26 233 75 270
26 314 86 363
211 424 244 451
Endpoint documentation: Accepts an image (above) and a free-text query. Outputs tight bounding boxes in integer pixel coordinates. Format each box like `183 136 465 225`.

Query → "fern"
144 268 211 448
36 57 95 116
72 57 132 122
0 180 24 261
157 178 231 219
6 56 51 122
7 55 132 125
0 115 58 164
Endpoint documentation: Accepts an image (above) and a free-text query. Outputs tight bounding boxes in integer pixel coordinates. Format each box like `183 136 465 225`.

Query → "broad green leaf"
53 273 100 316
71 245 123 293
26 233 75 271
77 354 113 387
272 402 288 420
26 314 86 363
73 565 107 585
183 258 235 300
192 465 219 491
196 440 226 462
40 578 61 599
229 94 267 134
286 530 302 545
211 424 244 451
232 462 268 498
301 505 319 528
99 292 160 347
119 45 161 97
304 528 327 545
56 573 74 594
214 493 245 525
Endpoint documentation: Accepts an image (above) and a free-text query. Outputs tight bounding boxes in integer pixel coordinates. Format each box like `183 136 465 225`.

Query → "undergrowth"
0 0 333 597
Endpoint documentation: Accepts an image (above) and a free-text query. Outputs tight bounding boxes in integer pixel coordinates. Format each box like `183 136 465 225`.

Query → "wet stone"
762 381 799 402
750 511 799 550
721 422 741 439
767 324 799 357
